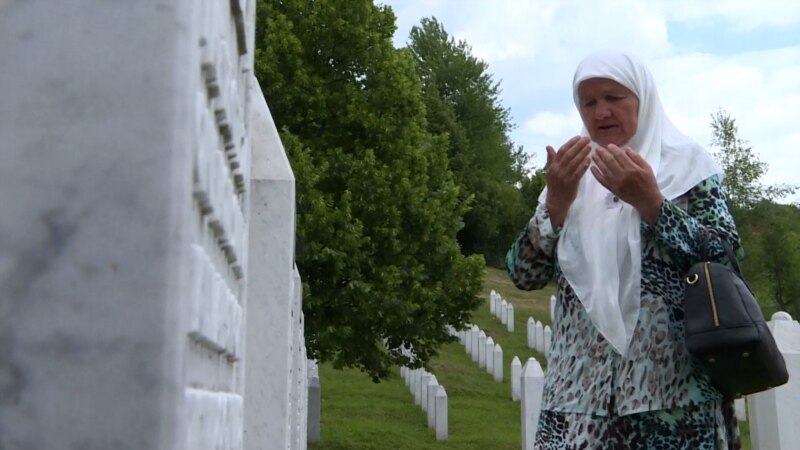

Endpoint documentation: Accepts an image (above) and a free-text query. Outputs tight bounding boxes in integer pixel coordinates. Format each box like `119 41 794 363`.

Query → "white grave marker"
527 317 536 349
478 331 487 368
493 344 504 382
470 325 480 358
420 373 432 411
521 358 545 450
535 321 545 354
486 337 496 374
734 398 746 422
748 312 800 450
427 376 438 428
544 325 552 357
413 370 422 405
435 386 448 441
511 356 522 401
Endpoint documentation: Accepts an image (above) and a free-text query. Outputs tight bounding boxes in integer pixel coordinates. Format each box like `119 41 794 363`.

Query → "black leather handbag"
683 230 789 398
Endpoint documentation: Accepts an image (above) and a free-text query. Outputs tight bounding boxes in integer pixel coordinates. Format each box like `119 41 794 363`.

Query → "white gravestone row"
249 75 310 448
400 366 449 441
746 312 800 450
489 290 515 332
454 324 505 383
526 318 551 357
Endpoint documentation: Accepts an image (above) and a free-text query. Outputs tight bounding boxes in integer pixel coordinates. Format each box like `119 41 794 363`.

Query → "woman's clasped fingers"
557 135 585 155
554 137 591 178
593 144 629 175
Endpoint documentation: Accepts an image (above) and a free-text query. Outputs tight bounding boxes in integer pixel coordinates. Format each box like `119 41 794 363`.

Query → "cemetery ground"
308 267 752 449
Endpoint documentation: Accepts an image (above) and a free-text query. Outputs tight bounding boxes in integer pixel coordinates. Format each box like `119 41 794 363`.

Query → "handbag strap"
720 239 743 276
698 228 742 276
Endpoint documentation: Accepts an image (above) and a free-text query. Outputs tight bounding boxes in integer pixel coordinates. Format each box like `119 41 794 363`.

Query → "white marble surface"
511 356 522 401
435 386 448 441
521 358 545 450
507 303 515 333
427 376 439 428
0 0 255 448
245 78 299 450
535 321 545 354
544 325 552 358
420 373 432 411
527 317 536 349
748 314 800 450
478 331 488 368
734 398 746 422
411 369 420 404
485 337 496 374
471 328 481 362
1 1 307 445
493 344 504 383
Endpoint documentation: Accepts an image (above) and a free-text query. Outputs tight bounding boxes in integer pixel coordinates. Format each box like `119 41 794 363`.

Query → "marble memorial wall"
0 1 309 449
185 0 251 448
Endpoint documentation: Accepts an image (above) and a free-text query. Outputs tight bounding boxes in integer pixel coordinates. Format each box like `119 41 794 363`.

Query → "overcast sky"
380 0 800 203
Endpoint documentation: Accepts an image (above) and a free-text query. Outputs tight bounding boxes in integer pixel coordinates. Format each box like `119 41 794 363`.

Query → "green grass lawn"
309 266 751 449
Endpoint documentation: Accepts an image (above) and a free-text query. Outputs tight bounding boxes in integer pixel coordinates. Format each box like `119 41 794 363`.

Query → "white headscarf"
542 51 721 355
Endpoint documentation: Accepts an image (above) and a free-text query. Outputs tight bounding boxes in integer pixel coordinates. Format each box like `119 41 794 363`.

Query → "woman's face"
577 78 640 147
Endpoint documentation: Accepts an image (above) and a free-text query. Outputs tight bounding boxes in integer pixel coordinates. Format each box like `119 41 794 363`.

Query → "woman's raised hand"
545 136 592 228
591 144 664 223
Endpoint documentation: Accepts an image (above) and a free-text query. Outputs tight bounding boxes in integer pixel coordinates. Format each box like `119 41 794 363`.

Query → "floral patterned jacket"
506 175 741 416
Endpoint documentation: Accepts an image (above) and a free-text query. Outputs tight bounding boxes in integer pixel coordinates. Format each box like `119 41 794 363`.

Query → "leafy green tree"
739 202 800 319
254 0 484 381
710 109 796 211
406 17 531 266
519 168 548 210
709 110 800 318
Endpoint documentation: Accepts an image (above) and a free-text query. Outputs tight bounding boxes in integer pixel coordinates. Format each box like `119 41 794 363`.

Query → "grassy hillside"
308 267 552 449
308 266 751 449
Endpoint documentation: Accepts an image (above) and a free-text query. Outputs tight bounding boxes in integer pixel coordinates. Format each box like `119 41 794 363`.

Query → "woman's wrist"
638 195 665 224
546 202 567 229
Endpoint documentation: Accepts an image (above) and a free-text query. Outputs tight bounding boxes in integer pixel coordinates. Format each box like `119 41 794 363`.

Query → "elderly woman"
507 51 742 449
